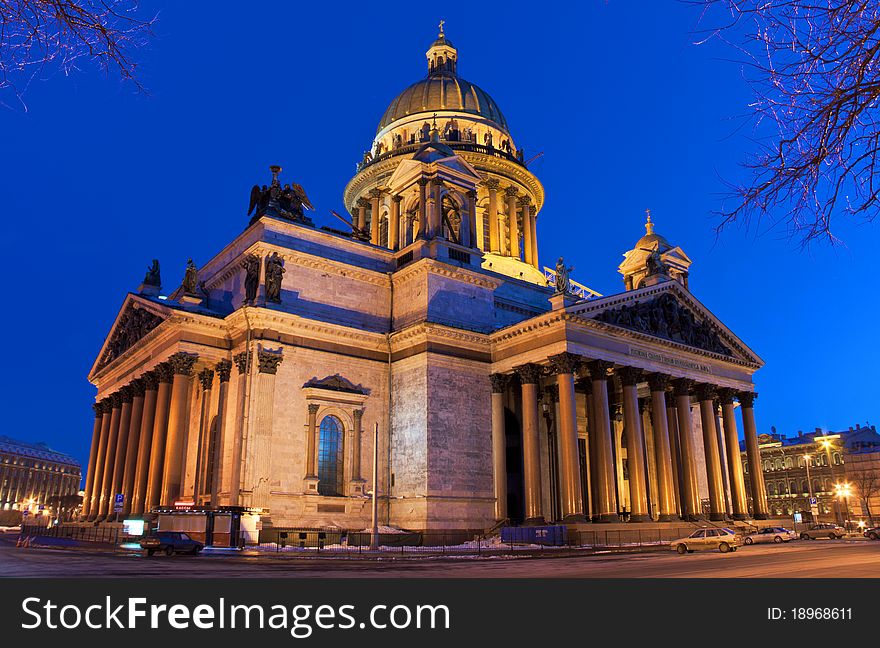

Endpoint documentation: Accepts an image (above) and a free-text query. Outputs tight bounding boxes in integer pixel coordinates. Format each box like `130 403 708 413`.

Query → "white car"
743 526 798 545
671 528 743 554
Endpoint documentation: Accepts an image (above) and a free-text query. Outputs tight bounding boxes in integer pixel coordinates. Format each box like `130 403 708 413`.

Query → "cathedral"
82 27 769 536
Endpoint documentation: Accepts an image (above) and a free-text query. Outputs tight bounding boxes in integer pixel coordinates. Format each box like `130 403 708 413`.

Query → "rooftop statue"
142 259 161 287
554 257 573 294
182 258 199 296
264 252 285 304
248 165 314 226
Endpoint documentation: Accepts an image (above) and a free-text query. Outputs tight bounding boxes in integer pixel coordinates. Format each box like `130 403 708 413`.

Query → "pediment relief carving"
593 292 732 357
302 374 369 395
97 302 166 371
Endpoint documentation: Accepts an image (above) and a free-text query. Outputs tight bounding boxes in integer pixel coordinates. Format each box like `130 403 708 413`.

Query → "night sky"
2 1 876 475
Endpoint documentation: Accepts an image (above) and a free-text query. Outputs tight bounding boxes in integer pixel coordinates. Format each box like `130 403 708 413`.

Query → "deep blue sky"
1 2 876 473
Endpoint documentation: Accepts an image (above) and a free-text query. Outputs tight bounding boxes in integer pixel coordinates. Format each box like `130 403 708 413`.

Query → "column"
105 386 134 517
417 177 429 239
665 391 683 517
120 379 146 516
466 189 477 249
131 371 159 516
740 391 769 519
305 403 319 478
351 408 364 482
81 403 104 519
486 178 500 253
529 209 539 269
618 367 650 521
97 392 122 520
520 196 533 266
87 402 111 519
672 378 701 520
247 348 283 508
228 351 250 507
549 354 586 522
389 194 401 250
718 388 749 520
647 374 677 521
506 186 519 258
696 384 726 521
490 374 509 521
194 368 214 501
145 363 173 511
589 360 618 522
161 352 198 506
369 188 382 245
515 363 544 525
578 376 599 520
210 359 232 507
356 198 369 232
430 178 443 238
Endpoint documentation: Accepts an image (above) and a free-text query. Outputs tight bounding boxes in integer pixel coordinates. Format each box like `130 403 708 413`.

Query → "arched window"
797 456 804 468
768 483 776 496
784 456 794 469
763 459 772 472
774 458 783 471
833 452 843 465
812 479 820 493
317 416 344 496
801 480 809 494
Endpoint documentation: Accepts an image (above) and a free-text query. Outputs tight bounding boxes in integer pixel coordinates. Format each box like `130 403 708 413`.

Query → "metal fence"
20 523 124 545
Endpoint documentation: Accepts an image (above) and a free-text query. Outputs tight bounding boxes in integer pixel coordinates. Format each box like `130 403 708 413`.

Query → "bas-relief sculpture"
97 305 165 370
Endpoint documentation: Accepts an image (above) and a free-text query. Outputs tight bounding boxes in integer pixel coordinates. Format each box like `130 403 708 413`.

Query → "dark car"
864 527 880 541
140 531 204 556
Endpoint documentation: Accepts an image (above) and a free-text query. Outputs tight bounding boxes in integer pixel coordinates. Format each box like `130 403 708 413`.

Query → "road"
1 535 878 577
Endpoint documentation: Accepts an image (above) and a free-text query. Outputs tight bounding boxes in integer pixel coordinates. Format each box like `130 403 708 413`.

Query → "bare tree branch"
691 1 880 245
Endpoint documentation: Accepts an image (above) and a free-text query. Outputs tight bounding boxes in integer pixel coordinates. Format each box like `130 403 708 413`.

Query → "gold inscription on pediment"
629 348 711 373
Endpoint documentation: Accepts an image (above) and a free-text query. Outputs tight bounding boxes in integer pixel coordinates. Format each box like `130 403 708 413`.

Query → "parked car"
799 523 846 540
140 531 204 556
864 526 880 540
671 528 743 554
743 526 798 545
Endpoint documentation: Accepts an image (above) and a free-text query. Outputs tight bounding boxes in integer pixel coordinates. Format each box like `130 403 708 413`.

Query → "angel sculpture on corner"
247 165 315 226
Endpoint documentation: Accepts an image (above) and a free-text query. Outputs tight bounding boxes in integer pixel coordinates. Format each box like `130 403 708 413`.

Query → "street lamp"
803 454 816 523
815 434 842 524
834 481 852 531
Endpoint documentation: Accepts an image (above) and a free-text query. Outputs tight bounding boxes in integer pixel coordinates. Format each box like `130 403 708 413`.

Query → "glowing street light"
834 481 853 531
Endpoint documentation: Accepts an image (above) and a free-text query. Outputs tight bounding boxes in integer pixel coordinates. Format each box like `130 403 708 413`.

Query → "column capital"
257 349 284 375
694 383 716 402
109 392 123 409
617 366 643 387
233 351 250 375
514 363 544 385
485 177 500 191
430 176 444 188
168 352 198 376
215 359 232 383
142 371 160 391
587 360 613 381
356 196 371 207
92 402 104 418
647 372 670 392
156 362 175 384
517 195 531 207
197 368 215 391
369 188 383 199
352 408 364 424
130 378 146 398
738 391 758 407
489 373 510 393
671 377 693 397
548 352 581 375
504 185 519 197
716 387 737 405
307 403 320 415
416 177 431 187
392 193 404 203
466 189 477 200
119 385 135 403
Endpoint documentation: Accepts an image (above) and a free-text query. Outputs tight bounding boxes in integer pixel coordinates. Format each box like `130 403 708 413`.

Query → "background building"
0 436 82 517
742 423 880 526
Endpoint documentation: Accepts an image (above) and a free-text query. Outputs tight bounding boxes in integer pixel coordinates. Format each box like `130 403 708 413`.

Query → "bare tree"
0 0 155 107
693 1 880 245
849 469 878 525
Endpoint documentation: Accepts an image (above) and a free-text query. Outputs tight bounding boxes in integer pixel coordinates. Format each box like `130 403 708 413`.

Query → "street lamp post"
834 482 852 532
803 454 815 523
816 435 842 525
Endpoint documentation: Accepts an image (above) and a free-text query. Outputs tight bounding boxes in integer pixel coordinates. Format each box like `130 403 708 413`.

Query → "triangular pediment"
303 374 368 395
90 294 170 377
570 281 763 366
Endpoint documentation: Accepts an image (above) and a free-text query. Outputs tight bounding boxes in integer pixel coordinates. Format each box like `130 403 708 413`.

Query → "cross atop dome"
645 208 654 235
427 22 457 76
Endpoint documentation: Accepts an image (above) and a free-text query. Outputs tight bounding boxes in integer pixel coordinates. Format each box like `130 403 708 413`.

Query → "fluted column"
356 197 369 232
665 391 683 517
486 178 500 253
519 196 533 267
351 408 364 482
194 368 214 501
466 189 477 249
505 186 519 258
740 391 769 519
577 375 599 520
120 379 146 516
389 194 401 250
430 178 443 238
417 177 429 239
672 378 701 520
515 364 544 525
228 351 250 507
618 367 650 521
548 354 586 522
489 374 509 521
81 403 104 519
696 384 726 521
529 210 539 269
104 386 134 517
246 348 283 508
718 388 748 520
96 393 122 520
369 188 382 245
305 403 319 479
131 371 159 516
647 374 677 520
160 352 198 505
145 363 173 511
210 360 232 507
588 360 618 522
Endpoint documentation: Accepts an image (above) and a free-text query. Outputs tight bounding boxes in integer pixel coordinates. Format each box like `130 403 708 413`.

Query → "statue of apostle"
241 253 260 304
264 253 285 303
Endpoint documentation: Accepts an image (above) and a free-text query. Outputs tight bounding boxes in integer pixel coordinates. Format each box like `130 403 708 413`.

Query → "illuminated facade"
83 28 767 533
0 436 81 512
